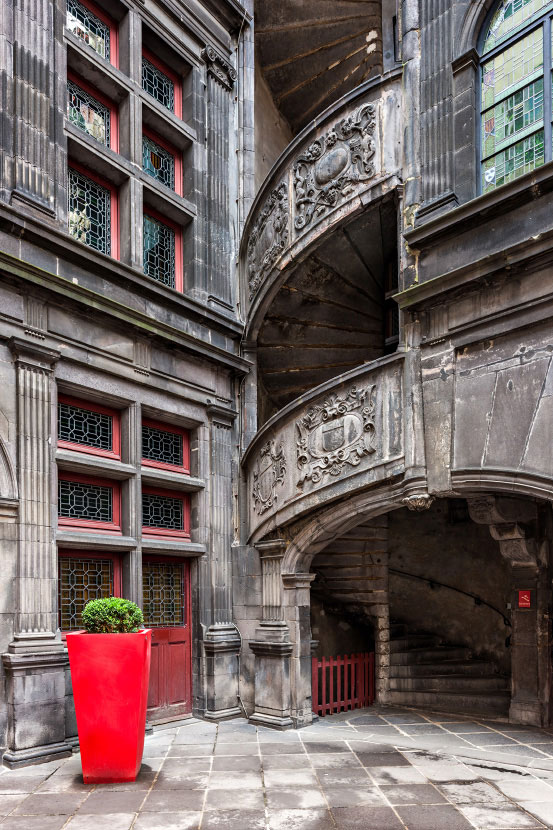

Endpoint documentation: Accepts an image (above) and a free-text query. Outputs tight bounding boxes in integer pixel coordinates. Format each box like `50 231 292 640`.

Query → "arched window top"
483 0 553 53
479 0 553 193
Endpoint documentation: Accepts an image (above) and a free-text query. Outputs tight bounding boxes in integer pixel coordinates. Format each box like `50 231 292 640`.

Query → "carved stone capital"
202 46 236 89
9 337 60 370
402 494 435 511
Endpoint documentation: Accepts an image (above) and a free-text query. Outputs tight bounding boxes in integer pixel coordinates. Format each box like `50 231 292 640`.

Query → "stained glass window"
143 214 175 287
142 424 184 467
66 0 110 61
59 479 113 523
142 135 175 189
480 0 553 192
142 560 184 627
59 557 114 630
68 81 110 146
142 57 174 112
68 168 111 254
142 493 184 531
58 401 113 451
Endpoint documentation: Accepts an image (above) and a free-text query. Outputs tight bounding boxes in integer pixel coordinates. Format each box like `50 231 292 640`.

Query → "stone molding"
202 46 236 90
467 495 539 568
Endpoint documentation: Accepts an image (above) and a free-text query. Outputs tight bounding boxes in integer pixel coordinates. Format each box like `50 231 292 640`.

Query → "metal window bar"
67 80 111 146
142 424 183 466
142 493 184 530
58 479 113 523
66 0 110 61
58 401 112 451
68 168 111 254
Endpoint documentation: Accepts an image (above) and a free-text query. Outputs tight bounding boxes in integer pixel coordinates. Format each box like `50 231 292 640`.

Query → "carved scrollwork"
247 182 289 298
252 440 286 515
293 103 376 232
296 385 377 487
202 45 237 90
402 494 435 512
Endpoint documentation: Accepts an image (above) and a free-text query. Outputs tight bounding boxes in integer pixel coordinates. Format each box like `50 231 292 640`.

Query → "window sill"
57 531 137 550
140 467 204 492
140 538 205 556
56 448 135 480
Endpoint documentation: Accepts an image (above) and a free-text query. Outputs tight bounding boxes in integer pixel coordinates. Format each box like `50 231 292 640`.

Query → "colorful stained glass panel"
68 168 111 254
67 81 110 145
482 128 545 191
142 135 175 189
66 0 110 60
482 78 543 156
483 0 553 53
143 214 175 287
482 28 543 110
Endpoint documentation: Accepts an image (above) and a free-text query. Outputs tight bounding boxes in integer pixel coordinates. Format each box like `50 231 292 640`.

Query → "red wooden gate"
312 652 374 717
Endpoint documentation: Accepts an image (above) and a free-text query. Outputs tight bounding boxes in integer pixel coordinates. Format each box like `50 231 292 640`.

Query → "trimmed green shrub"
82 597 144 633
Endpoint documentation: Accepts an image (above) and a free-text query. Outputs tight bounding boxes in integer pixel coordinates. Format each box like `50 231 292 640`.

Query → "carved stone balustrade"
244 353 412 543
241 71 402 333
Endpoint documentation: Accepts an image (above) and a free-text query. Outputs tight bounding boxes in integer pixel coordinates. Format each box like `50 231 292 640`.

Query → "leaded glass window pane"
483 0 553 53
142 57 174 112
59 479 113 523
66 0 110 61
67 80 110 146
143 214 175 287
482 78 544 156
142 424 183 466
68 168 111 254
142 493 184 530
142 561 184 627
59 557 113 630
482 128 545 191
482 28 544 110
58 401 113 451
142 135 175 189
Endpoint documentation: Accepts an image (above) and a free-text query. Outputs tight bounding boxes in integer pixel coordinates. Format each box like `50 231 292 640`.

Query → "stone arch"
455 0 497 58
0 435 17 501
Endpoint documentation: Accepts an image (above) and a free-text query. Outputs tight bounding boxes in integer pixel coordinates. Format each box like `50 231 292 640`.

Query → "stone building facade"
0 0 553 767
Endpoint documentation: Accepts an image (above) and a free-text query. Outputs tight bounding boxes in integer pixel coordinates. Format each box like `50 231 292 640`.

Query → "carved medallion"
247 182 289 298
293 103 376 232
296 385 377 486
252 441 286 515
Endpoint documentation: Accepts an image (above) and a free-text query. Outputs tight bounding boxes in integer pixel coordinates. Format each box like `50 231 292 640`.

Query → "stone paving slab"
3 706 553 828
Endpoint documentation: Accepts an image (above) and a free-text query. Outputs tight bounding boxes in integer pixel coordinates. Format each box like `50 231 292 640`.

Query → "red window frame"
67 70 119 153
57 394 121 460
58 550 122 633
141 418 190 474
142 126 183 196
142 486 190 539
67 0 119 68
68 160 120 260
142 47 182 119
142 554 191 629
143 206 183 292
58 471 122 534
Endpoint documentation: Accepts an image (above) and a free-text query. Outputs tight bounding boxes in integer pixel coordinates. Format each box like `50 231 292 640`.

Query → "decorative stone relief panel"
293 103 376 232
252 440 286 515
247 183 289 298
296 385 377 486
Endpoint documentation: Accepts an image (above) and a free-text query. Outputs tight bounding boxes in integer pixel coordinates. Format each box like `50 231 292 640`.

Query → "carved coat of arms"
252 440 286 514
247 182 289 298
293 103 376 232
296 385 377 486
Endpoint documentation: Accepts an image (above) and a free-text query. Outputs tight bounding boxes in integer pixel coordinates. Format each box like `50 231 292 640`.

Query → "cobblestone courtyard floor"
4 707 553 829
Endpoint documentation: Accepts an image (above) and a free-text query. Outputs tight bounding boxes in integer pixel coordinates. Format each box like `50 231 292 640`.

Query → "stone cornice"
9 337 60 369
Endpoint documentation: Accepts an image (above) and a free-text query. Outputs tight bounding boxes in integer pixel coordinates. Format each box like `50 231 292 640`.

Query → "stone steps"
389 674 508 692
390 646 473 664
391 660 500 677
386 689 510 716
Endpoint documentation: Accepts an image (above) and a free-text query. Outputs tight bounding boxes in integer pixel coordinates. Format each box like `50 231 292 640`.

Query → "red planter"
66 629 152 783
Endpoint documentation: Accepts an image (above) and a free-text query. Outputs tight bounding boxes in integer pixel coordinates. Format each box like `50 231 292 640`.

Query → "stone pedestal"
249 623 294 729
203 623 242 721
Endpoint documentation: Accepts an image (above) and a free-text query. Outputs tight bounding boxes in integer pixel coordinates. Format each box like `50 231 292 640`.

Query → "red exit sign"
518 590 531 608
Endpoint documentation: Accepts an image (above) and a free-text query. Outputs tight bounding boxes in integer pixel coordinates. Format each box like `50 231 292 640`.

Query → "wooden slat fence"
312 652 374 717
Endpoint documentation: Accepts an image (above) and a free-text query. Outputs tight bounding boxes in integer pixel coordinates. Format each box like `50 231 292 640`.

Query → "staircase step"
390 661 499 678
390 635 441 652
389 674 508 693
387 689 510 717
390 647 472 665
390 623 409 638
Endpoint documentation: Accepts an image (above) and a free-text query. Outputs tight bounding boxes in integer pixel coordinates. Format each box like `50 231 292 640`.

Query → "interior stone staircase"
387 623 510 717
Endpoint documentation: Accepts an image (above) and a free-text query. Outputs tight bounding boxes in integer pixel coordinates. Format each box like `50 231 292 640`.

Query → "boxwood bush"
82 597 144 633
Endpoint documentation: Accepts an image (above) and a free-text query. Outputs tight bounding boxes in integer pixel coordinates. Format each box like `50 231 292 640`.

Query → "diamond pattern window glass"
59 557 114 630
58 401 112 451
66 0 110 61
142 561 184 627
142 57 174 112
143 214 175 287
59 479 113 523
68 80 110 146
142 493 184 531
143 135 175 189
142 424 183 467
68 168 111 254
480 2 553 192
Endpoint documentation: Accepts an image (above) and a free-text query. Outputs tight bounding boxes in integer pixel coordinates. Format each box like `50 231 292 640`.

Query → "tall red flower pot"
66 629 152 783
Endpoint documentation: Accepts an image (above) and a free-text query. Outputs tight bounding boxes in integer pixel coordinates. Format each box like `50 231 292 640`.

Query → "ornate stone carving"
252 440 286 515
293 103 376 232
202 46 236 90
467 496 539 569
247 182 289 298
402 494 435 511
296 385 377 486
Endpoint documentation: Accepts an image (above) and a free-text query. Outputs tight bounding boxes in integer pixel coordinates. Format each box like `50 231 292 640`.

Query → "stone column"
2 338 71 767
249 540 294 729
203 404 241 721
283 572 316 728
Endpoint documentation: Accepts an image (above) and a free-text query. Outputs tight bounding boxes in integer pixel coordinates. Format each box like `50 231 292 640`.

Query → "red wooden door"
142 557 191 722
